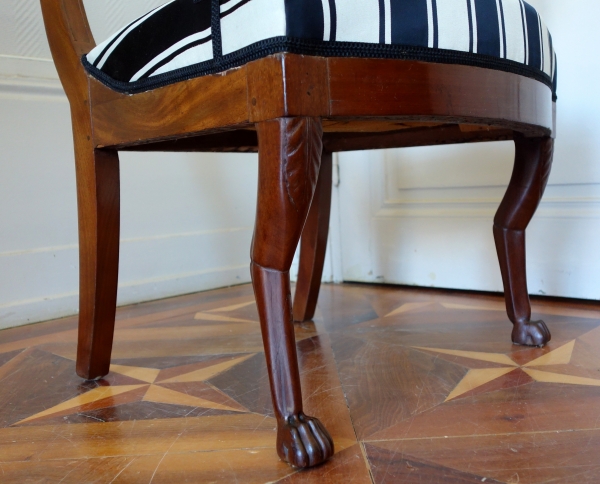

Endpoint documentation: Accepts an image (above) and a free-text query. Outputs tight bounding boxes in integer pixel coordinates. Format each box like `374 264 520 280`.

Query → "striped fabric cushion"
84 0 557 100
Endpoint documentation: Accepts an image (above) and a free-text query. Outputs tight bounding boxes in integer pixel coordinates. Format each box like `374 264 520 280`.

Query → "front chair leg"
494 135 554 347
252 117 334 468
293 151 333 322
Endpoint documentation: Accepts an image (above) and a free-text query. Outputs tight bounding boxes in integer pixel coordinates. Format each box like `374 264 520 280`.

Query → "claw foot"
512 320 551 347
277 413 334 468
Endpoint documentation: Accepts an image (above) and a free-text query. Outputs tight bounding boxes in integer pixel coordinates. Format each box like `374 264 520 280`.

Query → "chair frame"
41 0 555 468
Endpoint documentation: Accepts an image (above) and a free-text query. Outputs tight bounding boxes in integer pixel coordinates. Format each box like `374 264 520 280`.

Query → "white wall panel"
0 81 263 330
339 146 600 299
338 1 600 302
0 0 339 330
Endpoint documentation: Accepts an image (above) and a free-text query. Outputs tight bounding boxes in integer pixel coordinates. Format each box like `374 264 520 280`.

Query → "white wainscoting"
338 144 600 301
0 64 261 330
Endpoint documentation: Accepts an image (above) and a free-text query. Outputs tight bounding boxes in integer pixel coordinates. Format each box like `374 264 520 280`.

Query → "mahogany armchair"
41 0 556 468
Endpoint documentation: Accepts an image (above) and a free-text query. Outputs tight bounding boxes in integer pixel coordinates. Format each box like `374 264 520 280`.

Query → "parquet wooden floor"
1 283 600 483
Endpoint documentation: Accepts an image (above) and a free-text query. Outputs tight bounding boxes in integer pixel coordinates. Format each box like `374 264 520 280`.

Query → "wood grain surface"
2 283 600 482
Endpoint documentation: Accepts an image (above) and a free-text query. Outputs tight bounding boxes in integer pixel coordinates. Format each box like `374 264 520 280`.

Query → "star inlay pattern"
415 340 600 401
16 353 256 425
7 297 268 426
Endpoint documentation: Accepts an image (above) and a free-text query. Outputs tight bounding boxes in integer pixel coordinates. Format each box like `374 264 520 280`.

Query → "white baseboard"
0 228 254 330
0 264 250 331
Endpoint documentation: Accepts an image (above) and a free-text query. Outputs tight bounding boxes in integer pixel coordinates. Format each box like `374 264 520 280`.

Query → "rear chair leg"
293 151 333 322
74 139 120 379
494 135 554 347
252 117 334 468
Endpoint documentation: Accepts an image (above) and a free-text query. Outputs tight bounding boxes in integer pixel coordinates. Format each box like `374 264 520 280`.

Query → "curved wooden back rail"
41 0 556 469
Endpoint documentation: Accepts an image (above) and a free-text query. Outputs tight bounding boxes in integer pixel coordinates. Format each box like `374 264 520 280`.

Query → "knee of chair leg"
493 219 527 234
250 260 289 277
250 249 292 274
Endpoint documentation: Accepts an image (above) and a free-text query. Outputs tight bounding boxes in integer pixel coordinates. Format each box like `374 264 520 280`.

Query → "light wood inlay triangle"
415 347 517 366
445 368 516 402
158 354 256 383
207 301 255 313
194 312 256 323
441 302 505 312
143 384 246 412
109 364 161 383
523 340 575 367
384 302 433 317
522 368 600 387
16 385 147 424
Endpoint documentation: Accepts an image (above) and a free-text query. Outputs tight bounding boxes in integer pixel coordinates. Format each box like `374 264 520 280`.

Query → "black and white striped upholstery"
84 0 557 99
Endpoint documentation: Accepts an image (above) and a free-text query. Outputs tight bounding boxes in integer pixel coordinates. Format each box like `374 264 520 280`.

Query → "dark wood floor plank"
330 333 468 440
366 429 600 484
296 334 358 449
275 444 372 483
364 441 504 484
367 382 600 442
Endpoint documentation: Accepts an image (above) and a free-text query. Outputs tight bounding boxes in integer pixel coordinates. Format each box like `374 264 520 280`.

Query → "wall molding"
0 54 64 99
0 54 57 77
0 226 252 259
0 76 64 99
376 196 600 219
376 141 600 220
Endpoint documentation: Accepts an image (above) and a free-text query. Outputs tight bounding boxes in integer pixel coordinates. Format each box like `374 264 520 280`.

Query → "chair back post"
40 0 95 103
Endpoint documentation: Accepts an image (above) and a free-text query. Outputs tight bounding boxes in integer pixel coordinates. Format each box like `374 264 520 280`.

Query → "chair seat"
84 0 557 99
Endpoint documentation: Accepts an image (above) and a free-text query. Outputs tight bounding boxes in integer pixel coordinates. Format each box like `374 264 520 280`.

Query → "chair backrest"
40 0 95 102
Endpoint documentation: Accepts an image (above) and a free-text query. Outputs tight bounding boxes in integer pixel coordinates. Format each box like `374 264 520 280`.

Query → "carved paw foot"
277 413 334 468
512 320 551 347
